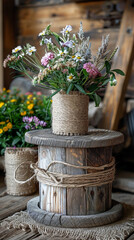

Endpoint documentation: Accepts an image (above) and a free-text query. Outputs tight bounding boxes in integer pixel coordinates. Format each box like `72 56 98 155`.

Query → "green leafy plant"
0 88 51 155
3 23 125 107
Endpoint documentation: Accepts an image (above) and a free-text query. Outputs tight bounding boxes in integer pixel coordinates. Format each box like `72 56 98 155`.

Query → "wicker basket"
52 91 89 135
5 147 38 196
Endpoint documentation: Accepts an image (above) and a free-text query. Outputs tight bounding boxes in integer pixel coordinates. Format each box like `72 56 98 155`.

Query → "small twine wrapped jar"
52 91 89 136
5 147 38 196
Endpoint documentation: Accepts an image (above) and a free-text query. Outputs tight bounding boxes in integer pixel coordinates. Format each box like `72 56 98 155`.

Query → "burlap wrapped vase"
5 147 38 196
52 91 89 135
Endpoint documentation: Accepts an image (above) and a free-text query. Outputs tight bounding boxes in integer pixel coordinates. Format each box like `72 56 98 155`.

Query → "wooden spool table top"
25 128 124 148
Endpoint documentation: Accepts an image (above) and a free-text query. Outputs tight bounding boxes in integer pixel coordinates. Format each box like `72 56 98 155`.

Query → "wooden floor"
0 171 134 240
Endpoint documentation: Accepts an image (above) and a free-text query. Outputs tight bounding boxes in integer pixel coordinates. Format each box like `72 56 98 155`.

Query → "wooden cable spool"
25 128 124 219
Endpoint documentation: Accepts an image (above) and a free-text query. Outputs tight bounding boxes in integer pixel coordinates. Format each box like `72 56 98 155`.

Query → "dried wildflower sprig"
99 47 118 71
94 35 110 67
4 23 125 107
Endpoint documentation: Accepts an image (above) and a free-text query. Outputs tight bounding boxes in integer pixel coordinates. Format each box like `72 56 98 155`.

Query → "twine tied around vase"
14 158 115 188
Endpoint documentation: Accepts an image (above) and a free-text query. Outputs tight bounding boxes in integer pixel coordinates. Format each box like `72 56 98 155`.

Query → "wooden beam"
100 0 134 130
0 0 3 91
3 0 17 89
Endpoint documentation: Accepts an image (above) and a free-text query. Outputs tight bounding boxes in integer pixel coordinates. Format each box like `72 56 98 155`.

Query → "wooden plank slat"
112 192 134 206
0 191 38 220
113 170 134 193
66 148 87 215
18 18 104 37
39 146 67 214
0 227 40 240
86 147 113 214
100 0 134 130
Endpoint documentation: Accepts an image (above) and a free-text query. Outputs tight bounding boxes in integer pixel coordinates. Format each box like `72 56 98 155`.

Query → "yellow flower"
27 95 33 99
10 99 17 103
0 129 3 134
27 104 34 110
27 101 30 104
3 126 8 132
6 120 9 122
3 88 6 91
7 122 13 129
0 121 5 125
7 90 10 93
20 111 26 116
0 102 4 108
29 110 34 114
33 97 36 100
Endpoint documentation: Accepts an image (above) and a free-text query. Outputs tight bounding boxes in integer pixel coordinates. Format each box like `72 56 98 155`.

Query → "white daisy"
67 74 75 82
71 55 76 60
12 46 22 54
57 50 68 56
38 30 46 37
61 25 72 35
74 53 85 62
26 46 36 56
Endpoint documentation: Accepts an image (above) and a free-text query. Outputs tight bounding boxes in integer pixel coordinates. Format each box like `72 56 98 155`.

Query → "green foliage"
112 69 125 76
0 88 52 155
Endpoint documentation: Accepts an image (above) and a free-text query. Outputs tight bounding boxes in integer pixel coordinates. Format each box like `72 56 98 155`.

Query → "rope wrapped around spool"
27 157 115 188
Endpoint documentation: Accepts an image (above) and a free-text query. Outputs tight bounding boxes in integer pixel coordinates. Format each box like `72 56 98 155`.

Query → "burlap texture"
1 204 134 240
5 147 38 196
52 91 89 136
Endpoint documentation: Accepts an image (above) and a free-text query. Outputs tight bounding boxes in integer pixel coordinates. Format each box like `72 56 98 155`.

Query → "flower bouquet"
3 23 124 135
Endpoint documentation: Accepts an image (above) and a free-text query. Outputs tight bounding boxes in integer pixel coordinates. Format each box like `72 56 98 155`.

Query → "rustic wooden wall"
3 0 17 89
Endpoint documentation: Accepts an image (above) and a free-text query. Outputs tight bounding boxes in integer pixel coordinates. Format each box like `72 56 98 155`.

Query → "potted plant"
3 23 124 135
0 88 51 195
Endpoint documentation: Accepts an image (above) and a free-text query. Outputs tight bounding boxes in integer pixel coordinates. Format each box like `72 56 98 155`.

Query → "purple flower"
43 122 47 127
39 120 44 126
39 121 47 127
83 62 101 79
28 117 33 123
33 116 39 123
23 116 29 123
25 124 30 130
